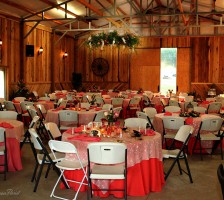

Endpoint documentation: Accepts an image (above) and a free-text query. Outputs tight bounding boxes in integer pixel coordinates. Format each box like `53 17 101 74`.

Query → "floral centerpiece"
137 88 144 94
179 111 200 118
104 109 119 123
86 31 139 50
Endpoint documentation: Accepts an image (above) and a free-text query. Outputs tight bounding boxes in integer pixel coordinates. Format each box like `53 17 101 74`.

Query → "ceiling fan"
81 7 98 22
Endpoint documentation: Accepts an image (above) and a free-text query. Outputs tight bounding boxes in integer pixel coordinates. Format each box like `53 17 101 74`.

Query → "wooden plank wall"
1 13 224 100
0 16 20 99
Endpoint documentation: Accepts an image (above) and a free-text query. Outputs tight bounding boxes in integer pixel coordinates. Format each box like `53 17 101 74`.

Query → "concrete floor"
0 143 223 200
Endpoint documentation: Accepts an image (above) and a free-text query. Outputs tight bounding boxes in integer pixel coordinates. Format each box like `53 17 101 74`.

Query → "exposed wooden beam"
155 0 163 6
177 0 187 25
39 0 98 27
0 0 62 25
77 0 121 27
106 0 126 15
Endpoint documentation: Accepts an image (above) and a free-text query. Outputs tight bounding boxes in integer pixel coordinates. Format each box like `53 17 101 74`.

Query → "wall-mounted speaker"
26 45 34 57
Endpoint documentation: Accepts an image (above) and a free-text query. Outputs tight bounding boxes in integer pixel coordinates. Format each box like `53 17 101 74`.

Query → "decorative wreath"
91 58 109 76
86 31 139 50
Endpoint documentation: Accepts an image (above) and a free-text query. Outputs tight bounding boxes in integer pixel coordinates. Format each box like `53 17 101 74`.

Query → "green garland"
86 31 139 49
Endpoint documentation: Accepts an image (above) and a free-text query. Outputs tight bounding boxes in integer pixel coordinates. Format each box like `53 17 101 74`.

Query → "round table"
0 119 24 171
46 109 101 126
61 129 165 197
153 113 221 154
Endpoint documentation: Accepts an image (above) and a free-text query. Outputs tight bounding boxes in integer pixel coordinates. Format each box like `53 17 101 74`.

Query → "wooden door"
176 48 191 94
130 49 160 92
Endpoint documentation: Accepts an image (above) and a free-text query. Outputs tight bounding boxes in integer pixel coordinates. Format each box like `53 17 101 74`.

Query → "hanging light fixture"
0 39 2 45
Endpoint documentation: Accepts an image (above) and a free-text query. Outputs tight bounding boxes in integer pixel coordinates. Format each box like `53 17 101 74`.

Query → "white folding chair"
164 106 181 113
49 140 88 200
126 97 141 118
95 97 105 106
113 107 122 119
207 102 222 114
93 110 107 122
80 102 90 109
20 116 40 149
162 116 185 148
58 110 78 130
193 106 207 114
0 111 18 120
0 128 7 180
57 99 68 108
143 107 157 124
20 101 35 117
87 142 127 199
136 111 154 130
45 122 62 140
4 101 18 112
102 104 113 111
39 97 51 101
111 98 124 108
14 97 26 102
29 128 65 192
193 117 223 160
124 117 149 129
169 100 180 107
162 125 194 183
36 104 47 120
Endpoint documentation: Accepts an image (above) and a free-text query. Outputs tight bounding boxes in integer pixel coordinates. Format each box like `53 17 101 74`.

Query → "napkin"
66 127 83 134
67 134 101 142
0 122 14 129
201 101 209 104
144 129 156 136
185 117 193 125
12 99 20 103
164 112 172 116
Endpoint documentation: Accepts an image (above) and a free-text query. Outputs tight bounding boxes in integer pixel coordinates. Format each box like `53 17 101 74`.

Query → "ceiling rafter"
77 0 121 28
0 0 63 25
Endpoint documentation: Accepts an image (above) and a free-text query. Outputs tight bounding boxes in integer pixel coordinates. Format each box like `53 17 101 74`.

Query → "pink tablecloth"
0 119 24 172
61 130 165 197
46 109 98 126
153 113 221 154
34 101 54 111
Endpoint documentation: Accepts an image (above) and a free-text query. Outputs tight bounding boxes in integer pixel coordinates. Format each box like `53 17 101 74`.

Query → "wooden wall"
1 13 224 100
0 16 75 99
75 36 224 99
0 16 20 99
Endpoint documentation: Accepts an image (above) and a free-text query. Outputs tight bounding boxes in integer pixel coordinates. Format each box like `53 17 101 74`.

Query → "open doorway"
160 48 177 95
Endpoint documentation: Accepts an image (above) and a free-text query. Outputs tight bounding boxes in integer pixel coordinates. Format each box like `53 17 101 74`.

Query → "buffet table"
61 129 165 197
153 113 221 154
0 119 24 171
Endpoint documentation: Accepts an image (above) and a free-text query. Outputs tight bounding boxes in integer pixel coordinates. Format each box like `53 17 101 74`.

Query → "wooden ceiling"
1 0 224 37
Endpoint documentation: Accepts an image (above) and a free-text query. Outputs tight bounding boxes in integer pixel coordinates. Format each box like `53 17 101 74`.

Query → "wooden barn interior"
1 0 224 100
2 1 224 200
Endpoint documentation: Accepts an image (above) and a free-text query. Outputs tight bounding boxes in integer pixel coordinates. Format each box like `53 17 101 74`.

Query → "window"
160 48 177 95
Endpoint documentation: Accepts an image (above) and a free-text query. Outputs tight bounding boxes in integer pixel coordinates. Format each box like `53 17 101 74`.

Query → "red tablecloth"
0 119 24 172
60 130 165 197
153 113 221 154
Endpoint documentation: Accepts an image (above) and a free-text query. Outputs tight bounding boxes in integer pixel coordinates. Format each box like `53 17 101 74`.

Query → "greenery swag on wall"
86 31 140 50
